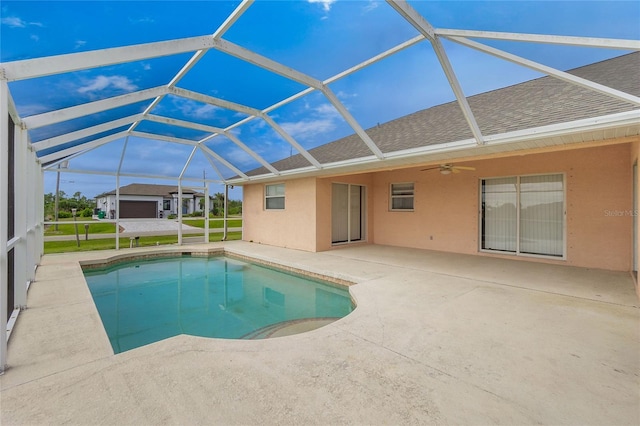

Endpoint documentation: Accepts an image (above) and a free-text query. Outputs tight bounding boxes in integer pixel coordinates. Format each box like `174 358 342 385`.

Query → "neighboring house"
240 53 640 273
95 183 206 219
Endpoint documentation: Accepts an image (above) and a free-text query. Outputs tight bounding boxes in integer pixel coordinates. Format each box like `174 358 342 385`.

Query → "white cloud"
1 16 24 27
222 146 261 169
171 98 221 119
30 34 39 42
278 101 342 140
308 0 337 12
363 1 379 13
1 16 42 28
18 103 50 117
314 103 340 116
77 75 138 95
336 90 357 100
75 40 87 49
281 118 336 139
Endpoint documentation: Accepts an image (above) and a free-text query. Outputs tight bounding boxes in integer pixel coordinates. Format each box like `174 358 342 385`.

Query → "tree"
212 192 225 216
44 191 95 220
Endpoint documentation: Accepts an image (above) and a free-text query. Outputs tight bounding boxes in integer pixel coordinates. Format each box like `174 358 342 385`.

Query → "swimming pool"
83 255 353 353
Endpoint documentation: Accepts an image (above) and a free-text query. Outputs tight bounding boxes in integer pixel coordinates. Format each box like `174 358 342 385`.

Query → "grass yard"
44 218 241 235
181 218 242 229
44 232 242 254
45 220 116 236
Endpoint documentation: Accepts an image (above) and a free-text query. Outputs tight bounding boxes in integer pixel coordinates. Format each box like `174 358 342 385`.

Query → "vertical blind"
349 185 363 241
331 183 349 243
519 174 564 256
482 177 517 252
481 174 564 257
332 183 364 244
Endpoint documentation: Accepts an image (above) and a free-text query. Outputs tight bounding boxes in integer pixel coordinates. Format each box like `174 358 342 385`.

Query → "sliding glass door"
332 183 365 244
481 174 564 257
481 177 517 252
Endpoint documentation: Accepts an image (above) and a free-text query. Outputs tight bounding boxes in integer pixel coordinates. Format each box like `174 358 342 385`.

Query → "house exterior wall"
370 144 632 271
243 177 317 251
242 143 633 272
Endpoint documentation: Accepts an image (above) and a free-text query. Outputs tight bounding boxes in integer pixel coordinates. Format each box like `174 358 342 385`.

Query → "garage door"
119 201 157 219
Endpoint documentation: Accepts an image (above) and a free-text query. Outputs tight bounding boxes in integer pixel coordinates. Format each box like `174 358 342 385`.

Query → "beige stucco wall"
242 142 634 272
370 144 632 271
242 177 317 252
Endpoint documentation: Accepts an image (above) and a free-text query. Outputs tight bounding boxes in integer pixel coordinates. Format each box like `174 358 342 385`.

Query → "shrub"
167 214 177 219
80 208 93 217
57 211 72 219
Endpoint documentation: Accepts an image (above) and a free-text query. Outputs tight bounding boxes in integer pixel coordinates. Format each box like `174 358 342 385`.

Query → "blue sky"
1 0 639 200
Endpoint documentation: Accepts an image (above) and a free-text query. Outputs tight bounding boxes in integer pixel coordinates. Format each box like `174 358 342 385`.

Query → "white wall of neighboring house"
97 192 206 219
171 194 204 216
97 194 164 219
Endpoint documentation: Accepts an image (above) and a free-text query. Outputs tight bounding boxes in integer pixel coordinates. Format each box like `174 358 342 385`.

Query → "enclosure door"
332 183 365 244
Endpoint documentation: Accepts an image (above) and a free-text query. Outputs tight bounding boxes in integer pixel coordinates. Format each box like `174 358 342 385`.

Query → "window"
162 199 171 210
265 183 285 210
481 174 564 257
390 183 414 211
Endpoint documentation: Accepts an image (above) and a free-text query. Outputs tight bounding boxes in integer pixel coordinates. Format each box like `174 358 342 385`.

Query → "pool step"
242 317 340 339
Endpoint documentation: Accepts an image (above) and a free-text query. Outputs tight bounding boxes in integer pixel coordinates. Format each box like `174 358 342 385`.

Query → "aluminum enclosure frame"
0 0 639 373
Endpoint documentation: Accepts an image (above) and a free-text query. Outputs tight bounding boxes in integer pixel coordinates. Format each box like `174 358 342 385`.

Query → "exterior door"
332 183 365 244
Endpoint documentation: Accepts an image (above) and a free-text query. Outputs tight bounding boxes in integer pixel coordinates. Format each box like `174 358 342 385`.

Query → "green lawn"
45 220 116 236
44 232 242 254
182 218 242 229
44 218 242 235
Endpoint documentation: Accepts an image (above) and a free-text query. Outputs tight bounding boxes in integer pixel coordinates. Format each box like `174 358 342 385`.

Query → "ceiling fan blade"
420 166 440 172
452 166 476 171
452 168 461 173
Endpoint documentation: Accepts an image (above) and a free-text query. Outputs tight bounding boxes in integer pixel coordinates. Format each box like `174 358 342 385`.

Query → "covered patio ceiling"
1 0 639 191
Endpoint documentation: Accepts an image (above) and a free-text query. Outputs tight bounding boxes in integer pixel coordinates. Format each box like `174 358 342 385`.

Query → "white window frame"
265 183 285 210
389 182 415 211
479 173 566 260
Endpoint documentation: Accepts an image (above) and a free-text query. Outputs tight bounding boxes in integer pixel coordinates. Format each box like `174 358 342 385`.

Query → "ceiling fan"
420 164 476 175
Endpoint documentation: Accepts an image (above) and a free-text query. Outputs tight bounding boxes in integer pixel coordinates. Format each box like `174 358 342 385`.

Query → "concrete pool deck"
1 241 639 425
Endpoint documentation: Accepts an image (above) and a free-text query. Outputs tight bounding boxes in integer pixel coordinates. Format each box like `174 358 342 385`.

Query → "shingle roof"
96 183 204 198
247 52 639 176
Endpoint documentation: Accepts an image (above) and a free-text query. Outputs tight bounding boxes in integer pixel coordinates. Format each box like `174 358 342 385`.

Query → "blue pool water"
83 255 353 353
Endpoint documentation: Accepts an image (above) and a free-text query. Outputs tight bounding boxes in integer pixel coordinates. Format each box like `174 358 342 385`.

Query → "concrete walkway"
118 219 201 233
1 242 638 425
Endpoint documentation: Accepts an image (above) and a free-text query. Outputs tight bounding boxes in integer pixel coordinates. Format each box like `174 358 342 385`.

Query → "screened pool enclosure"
1 0 639 372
